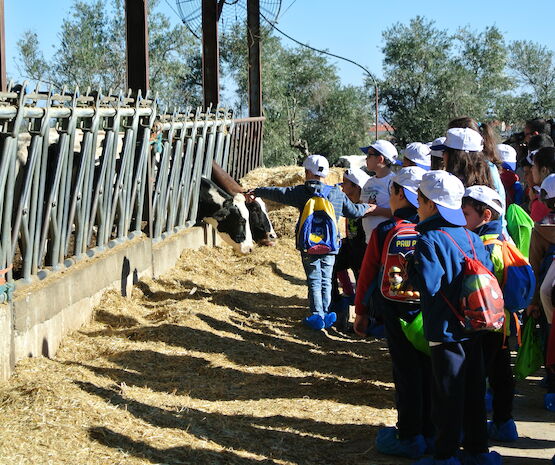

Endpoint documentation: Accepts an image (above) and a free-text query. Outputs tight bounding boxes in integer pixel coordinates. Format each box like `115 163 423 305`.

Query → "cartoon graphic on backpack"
483 238 536 312
440 230 505 332
298 184 339 254
380 221 420 302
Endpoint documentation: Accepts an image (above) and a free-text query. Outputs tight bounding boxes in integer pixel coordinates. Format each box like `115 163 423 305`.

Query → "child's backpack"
440 230 505 332
483 238 536 312
539 243 555 287
506 203 534 258
298 184 339 254
379 220 420 303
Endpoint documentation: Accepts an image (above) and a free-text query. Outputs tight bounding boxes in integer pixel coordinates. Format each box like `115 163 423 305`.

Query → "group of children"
249 116 555 465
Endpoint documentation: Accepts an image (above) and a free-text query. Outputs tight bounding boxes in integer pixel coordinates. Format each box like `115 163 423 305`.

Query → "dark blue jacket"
254 181 368 253
408 214 494 343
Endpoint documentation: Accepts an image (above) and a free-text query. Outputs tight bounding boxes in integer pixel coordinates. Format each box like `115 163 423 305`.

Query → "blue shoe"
367 323 385 338
303 314 324 330
484 389 493 413
545 393 555 412
375 426 426 459
487 419 518 442
459 451 502 465
324 311 337 328
411 457 461 465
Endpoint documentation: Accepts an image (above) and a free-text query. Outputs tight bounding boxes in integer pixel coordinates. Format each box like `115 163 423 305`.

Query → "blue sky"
6 0 555 88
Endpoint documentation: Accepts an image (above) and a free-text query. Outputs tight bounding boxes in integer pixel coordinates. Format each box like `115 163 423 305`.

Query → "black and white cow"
210 161 277 246
198 177 254 254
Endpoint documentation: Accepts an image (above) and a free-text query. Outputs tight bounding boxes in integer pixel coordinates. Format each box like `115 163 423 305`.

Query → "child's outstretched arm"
253 185 306 209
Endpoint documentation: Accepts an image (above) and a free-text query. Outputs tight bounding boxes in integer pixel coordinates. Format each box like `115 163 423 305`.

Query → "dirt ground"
0 165 553 464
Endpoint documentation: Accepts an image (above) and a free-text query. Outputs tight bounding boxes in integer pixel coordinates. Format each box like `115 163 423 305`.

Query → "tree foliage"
16 0 201 106
375 17 511 144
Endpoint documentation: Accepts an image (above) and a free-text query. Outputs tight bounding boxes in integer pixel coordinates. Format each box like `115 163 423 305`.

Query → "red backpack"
440 230 505 332
379 220 420 302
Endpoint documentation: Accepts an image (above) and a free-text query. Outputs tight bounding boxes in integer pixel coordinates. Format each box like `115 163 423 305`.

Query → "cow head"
247 197 277 246
199 178 254 254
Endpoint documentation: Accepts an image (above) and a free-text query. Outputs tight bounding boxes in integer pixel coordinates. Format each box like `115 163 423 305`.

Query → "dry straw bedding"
0 166 403 465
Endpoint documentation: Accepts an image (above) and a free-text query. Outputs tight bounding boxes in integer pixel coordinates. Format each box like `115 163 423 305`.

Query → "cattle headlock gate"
0 83 264 295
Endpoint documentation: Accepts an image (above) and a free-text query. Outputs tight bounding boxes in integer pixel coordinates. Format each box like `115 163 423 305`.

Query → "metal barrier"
226 116 265 181
0 83 235 292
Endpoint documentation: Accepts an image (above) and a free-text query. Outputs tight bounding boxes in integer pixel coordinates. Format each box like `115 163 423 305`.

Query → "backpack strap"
483 238 503 247
438 229 475 260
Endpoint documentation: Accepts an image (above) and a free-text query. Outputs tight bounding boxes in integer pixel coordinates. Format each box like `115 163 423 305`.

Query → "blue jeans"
301 252 336 318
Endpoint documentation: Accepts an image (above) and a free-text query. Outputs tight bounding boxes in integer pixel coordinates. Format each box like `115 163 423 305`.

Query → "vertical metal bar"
0 0 6 92
247 0 262 117
125 0 150 93
202 0 219 109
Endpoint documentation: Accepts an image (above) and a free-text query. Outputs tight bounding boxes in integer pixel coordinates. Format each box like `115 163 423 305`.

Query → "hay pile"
0 233 400 465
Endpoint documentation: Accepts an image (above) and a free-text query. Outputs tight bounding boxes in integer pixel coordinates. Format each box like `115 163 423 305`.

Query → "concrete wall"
0 225 218 381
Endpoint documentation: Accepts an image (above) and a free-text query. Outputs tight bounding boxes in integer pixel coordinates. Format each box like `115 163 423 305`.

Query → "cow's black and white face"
199 179 254 254
247 198 277 246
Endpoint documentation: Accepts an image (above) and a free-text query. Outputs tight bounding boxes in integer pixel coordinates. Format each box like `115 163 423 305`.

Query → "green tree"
375 17 510 144
16 0 201 105
221 26 371 166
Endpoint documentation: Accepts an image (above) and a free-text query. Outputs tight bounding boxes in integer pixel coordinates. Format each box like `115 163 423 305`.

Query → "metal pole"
375 84 379 141
247 0 262 117
125 0 150 93
0 0 6 92
202 0 220 109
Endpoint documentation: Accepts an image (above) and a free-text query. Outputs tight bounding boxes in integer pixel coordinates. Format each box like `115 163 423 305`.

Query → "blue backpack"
298 184 338 254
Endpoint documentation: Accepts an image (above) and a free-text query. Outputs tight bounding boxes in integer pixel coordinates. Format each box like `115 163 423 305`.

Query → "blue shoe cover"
424 436 435 455
484 389 493 413
375 426 426 459
459 451 502 465
303 314 324 330
545 393 555 412
367 323 385 338
411 457 461 465
323 311 337 328
487 419 518 442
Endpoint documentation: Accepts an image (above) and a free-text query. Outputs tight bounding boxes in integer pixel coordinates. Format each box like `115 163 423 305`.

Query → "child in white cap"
528 173 555 411
330 168 371 329
462 185 519 443
251 155 370 331
355 166 433 460
359 140 400 243
497 144 523 207
407 170 500 465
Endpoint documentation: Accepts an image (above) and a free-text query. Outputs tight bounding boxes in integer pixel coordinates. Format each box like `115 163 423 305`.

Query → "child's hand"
364 204 377 217
353 314 369 337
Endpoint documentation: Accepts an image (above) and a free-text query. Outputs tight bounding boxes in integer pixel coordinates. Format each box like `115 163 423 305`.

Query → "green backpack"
506 203 534 258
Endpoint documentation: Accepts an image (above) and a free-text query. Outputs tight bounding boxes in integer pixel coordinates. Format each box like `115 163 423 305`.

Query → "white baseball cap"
429 137 446 158
463 185 505 216
497 144 517 171
303 154 329 177
402 142 431 170
343 167 370 188
360 140 401 165
540 173 555 200
431 128 484 153
390 166 427 207
419 170 466 226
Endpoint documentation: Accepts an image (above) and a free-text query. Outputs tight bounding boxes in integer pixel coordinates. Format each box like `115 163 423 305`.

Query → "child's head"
436 128 494 188
417 170 466 225
401 142 431 170
497 144 517 172
462 185 504 230
303 154 329 180
448 117 501 166
532 146 555 185
360 140 400 172
429 136 446 170
388 166 426 211
341 168 370 203
540 174 555 211
525 118 548 143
